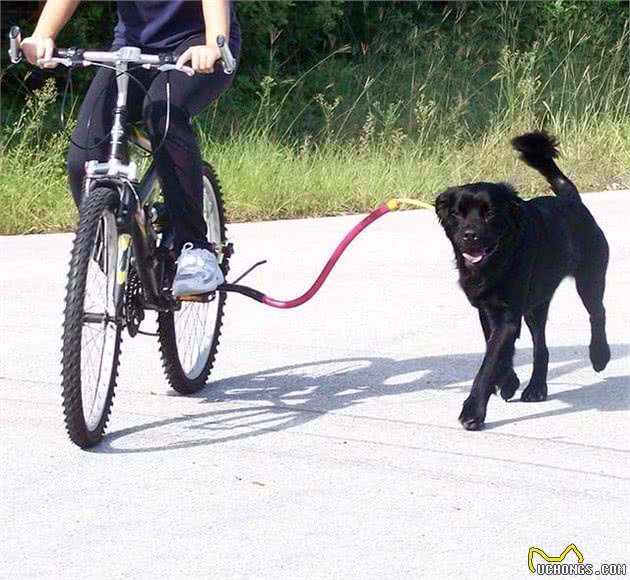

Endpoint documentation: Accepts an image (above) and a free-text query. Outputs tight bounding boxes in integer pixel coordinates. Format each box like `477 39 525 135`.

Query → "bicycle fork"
114 233 132 323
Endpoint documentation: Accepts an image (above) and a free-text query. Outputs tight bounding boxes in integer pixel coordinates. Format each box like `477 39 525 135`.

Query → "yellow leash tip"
394 197 434 211
386 198 400 211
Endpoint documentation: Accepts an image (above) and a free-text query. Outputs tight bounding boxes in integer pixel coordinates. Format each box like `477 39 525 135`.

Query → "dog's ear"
435 188 456 225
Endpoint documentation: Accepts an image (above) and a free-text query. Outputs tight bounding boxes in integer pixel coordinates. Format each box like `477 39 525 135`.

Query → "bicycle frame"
128 162 174 311
80 55 173 316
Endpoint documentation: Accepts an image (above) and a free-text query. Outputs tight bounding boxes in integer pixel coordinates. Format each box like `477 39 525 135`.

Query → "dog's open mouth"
462 245 495 266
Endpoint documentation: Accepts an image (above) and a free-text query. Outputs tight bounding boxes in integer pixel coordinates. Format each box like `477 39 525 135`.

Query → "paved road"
1 192 629 579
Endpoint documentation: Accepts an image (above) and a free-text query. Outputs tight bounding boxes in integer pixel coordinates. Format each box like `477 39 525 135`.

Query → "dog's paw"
521 381 548 402
590 340 611 372
499 371 520 401
458 398 486 431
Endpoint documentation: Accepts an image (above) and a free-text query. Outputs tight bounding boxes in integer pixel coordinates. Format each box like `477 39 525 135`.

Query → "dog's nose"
463 230 478 242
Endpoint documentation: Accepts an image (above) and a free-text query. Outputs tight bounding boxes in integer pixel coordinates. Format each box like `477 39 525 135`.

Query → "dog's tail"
511 132 580 200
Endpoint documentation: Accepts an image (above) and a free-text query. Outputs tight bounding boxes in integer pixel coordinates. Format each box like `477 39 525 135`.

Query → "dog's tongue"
463 251 484 264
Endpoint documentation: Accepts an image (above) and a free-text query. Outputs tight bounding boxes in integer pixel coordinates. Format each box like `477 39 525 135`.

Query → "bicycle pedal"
177 293 212 303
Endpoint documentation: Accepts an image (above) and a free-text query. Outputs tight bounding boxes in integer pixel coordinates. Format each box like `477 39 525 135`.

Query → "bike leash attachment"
215 197 434 309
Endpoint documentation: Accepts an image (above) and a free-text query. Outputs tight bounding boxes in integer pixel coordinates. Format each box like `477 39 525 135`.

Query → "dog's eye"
485 210 495 220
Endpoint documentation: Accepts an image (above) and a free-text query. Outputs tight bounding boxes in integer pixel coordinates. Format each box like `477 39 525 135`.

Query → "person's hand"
21 35 58 68
176 44 221 74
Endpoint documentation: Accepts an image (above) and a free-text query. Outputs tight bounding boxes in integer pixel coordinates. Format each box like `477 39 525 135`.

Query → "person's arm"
176 0 230 73
202 0 230 46
21 0 81 68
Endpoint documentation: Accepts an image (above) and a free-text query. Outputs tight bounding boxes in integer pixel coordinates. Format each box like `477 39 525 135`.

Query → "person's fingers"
175 47 192 69
200 51 212 73
201 49 208 71
36 39 46 65
205 47 221 73
43 39 58 68
20 39 37 65
177 46 221 73
43 39 53 60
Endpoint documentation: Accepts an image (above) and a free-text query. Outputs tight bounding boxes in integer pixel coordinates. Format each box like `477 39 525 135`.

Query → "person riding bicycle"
21 0 240 297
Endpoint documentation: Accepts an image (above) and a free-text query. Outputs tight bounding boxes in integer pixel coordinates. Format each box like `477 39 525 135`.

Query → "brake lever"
36 57 74 68
151 63 195 77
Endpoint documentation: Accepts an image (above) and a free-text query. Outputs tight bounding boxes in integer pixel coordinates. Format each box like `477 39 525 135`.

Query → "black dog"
435 132 610 430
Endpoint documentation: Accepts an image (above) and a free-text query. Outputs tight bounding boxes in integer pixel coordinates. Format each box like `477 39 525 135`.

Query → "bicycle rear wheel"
157 163 229 394
61 187 122 448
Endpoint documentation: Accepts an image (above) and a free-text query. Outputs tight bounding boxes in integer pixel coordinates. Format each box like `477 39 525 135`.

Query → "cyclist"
20 0 240 296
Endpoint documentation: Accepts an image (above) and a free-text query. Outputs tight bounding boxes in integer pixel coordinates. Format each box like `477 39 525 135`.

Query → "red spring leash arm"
261 202 397 309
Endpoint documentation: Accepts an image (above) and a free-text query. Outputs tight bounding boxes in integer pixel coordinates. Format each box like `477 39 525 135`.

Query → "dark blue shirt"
113 0 236 50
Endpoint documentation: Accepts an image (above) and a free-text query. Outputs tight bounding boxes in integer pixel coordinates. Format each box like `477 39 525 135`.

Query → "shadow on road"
99 344 629 453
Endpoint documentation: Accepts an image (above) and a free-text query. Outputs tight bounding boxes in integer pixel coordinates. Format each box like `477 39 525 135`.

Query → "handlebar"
216 34 235 74
8 26 235 76
9 26 21 63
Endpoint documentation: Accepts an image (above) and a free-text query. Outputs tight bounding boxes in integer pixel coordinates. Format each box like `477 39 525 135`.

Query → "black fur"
435 132 610 430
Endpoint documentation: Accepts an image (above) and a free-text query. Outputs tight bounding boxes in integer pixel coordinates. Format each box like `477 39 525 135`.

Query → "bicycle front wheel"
61 187 122 448
157 163 229 394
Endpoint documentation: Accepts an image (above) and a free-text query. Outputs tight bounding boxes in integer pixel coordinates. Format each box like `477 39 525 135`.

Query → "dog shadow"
486 373 629 429
99 344 629 453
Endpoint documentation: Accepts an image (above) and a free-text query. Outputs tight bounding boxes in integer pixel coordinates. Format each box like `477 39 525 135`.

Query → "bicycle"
9 26 237 448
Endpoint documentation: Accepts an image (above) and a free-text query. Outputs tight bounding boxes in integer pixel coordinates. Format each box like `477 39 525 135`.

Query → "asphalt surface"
1 192 629 579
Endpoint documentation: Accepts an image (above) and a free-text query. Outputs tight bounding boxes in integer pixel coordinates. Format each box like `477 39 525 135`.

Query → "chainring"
124 266 145 337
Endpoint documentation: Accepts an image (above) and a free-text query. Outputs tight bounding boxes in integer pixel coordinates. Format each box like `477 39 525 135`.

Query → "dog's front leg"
479 310 520 400
460 312 521 430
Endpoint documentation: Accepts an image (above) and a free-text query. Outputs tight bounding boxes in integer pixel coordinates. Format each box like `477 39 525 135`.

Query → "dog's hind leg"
522 301 551 402
479 310 520 400
575 239 610 372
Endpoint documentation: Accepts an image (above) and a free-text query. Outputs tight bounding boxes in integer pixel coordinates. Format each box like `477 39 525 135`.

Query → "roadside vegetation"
1 0 628 234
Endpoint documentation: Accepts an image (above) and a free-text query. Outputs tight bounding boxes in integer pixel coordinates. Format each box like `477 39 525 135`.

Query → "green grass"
1 13 629 235
207 120 630 225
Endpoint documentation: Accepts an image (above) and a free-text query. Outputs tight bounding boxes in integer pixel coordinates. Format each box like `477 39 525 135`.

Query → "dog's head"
435 182 523 269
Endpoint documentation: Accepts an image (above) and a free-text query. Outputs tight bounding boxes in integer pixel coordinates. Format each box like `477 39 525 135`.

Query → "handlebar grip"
9 26 21 64
7 26 68 64
216 35 236 74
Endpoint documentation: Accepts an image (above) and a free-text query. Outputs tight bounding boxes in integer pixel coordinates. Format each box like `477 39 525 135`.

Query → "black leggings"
67 32 240 251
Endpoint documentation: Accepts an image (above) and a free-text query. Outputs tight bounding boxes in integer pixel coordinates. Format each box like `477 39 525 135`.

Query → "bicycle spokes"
81 210 119 431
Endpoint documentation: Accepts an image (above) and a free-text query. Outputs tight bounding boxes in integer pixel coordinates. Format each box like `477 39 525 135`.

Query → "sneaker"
172 242 224 297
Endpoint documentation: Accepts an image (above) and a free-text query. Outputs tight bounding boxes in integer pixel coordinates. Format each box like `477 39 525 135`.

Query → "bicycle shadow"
99 343 629 454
